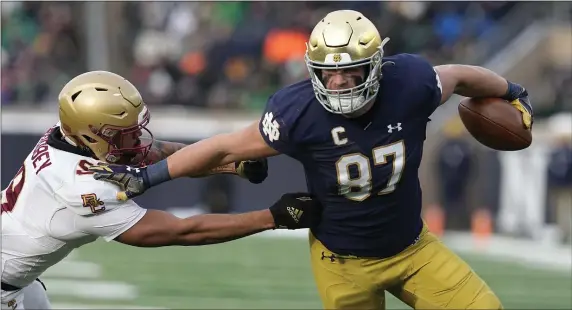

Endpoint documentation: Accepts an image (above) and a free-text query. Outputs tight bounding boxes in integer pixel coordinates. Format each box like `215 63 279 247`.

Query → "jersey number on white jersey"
1 165 26 214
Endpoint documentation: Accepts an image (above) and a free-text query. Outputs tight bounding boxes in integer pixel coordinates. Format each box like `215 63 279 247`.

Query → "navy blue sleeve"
258 92 300 156
403 54 443 116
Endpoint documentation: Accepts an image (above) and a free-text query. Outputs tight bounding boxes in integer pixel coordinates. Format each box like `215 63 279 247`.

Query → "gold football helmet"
58 71 153 166
305 10 392 115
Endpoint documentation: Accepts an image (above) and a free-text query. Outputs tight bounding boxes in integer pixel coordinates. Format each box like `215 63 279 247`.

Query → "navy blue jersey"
259 54 442 258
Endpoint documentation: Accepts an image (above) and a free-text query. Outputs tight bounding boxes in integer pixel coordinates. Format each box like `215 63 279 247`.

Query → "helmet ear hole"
82 135 97 143
71 91 82 102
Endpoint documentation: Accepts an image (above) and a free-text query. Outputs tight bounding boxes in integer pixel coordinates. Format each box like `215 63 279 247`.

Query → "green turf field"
46 236 572 309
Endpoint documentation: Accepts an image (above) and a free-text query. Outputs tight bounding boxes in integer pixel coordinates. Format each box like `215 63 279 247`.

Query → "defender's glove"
89 164 150 201
235 158 268 184
503 81 533 130
269 193 322 229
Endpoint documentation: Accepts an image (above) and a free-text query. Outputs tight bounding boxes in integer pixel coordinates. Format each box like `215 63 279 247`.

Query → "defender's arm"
434 65 508 105
115 209 275 247
59 182 317 248
113 192 318 247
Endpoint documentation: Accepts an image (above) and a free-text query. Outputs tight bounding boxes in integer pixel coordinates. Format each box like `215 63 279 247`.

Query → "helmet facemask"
306 37 392 117
96 107 154 166
69 106 154 167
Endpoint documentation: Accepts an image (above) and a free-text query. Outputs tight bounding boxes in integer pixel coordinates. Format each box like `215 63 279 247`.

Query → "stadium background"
1 1 571 309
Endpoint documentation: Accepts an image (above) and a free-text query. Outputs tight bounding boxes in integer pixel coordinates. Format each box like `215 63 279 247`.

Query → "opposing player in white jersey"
1 71 321 310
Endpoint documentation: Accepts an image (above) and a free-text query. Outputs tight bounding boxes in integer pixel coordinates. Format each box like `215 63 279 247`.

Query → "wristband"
502 81 526 101
145 159 172 187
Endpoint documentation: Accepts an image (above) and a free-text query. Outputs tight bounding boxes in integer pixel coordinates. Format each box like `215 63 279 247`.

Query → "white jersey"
1 125 146 288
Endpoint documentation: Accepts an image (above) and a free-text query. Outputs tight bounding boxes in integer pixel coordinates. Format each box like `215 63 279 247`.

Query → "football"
458 97 532 151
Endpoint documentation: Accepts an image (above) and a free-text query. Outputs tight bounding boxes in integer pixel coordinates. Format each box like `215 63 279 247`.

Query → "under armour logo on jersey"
262 112 280 142
126 166 140 173
387 123 402 133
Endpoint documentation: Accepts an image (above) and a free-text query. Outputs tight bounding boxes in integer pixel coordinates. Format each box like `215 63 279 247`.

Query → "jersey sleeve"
403 54 443 116
54 180 146 241
73 201 146 242
54 180 127 216
258 92 301 156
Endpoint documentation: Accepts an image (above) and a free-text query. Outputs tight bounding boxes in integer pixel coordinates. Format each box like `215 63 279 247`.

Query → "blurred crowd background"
2 1 570 113
1 1 571 242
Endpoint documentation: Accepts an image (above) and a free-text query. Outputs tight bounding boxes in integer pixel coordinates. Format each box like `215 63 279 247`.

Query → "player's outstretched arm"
114 193 318 247
145 139 234 173
434 65 533 128
143 138 268 183
90 122 278 200
164 122 278 179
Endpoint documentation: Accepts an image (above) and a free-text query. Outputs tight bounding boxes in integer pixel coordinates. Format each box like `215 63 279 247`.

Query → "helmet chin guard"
305 10 394 116
100 107 154 166
306 37 392 116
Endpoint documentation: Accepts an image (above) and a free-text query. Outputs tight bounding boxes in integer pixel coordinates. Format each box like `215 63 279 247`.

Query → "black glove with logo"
269 193 322 229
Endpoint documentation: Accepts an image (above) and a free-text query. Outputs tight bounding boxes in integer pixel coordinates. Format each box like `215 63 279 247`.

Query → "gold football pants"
309 225 502 309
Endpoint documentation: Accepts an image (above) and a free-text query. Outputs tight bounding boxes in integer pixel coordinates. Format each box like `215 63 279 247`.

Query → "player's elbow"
437 64 507 98
114 210 207 247
171 220 212 246
435 64 470 92
213 132 242 164
215 121 279 164
126 220 209 247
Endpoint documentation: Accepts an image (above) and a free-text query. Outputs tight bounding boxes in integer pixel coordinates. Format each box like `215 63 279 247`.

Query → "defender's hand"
89 164 150 201
269 193 322 229
235 158 268 184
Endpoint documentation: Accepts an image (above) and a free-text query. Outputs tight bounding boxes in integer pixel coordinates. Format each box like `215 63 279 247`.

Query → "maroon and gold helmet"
58 71 154 166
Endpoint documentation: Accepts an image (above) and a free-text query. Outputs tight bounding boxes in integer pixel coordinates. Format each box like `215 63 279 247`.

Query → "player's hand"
503 82 533 130
89 164 150 201
235 158 268 184
269 193 322 229
510 97 533 130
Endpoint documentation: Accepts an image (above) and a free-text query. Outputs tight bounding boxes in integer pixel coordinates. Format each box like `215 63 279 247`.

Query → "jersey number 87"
336 140 405 201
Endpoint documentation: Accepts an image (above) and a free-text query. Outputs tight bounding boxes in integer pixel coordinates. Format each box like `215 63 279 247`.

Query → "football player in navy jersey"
90 10 533 309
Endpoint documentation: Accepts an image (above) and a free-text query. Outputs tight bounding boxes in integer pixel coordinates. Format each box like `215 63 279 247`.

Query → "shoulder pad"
259 79 315 155
268 79 315 114
382 53 442 115
55 180 127 216
382 53 431 77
